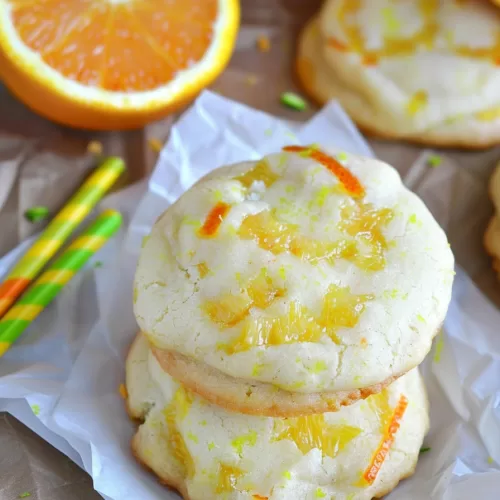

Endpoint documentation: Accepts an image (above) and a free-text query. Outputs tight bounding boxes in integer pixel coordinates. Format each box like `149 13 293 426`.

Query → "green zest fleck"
31 404 40 416
433 331 445 363
93 261 103 268
315 487 327 498
231 431 258 455
488 456 494 464
419 447 431 454
337 152 348 161
19 493 31 498
409 213 418 224
280 92 308 111
187 431 198 443
208 442 216 451
24 206 50 223
427 154 442 167
417 314 426 323
310 360 327 373
283 470 292 480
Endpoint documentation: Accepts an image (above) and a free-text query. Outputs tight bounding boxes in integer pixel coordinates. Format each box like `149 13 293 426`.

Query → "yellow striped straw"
0 210 123 357
0 157 125 319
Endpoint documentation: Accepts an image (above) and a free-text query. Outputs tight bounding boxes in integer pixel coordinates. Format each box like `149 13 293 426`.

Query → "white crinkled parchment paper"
0 91 499 500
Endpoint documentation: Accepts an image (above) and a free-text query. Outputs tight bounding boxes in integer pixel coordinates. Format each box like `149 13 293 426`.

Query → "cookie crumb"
148 138 163 153
87 140 103 155
256 35 271 52
119 383 128 399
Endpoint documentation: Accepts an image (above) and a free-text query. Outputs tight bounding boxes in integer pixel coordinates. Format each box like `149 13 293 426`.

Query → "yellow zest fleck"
215 463 245 493
31 404 40 416
200 420 207 426
381 7 401 35
235 159 279 188
198 202 231 238
133 286 138 304
252 363 264 376
224 285 373 353
362 394 408 484
148 137 163 153
283 145 365 197
208 442 216 451
312 185 333 208
203 269 284 328
274 414 361 459
488 456 494 464
409 213 418 224
337 152 348 161
87 140 103 155
476 107 500 122
417 314 426 323
256 35 271 52
406 90 428 116
118 383 128 400
232 431 258 455
197 262 210 278
383 289 399 299
283 470 292 480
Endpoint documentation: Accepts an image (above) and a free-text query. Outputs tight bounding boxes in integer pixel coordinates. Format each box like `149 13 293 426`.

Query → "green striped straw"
0 157 125 319
0 210 123 357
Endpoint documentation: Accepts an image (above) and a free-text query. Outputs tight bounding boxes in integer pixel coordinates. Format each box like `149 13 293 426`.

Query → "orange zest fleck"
118 383 128 399
283 145 365 198
362 54 378 66
328 37 350 52
253 495 268 500
362 394 408 484
256 35 271 52
198 202 231 238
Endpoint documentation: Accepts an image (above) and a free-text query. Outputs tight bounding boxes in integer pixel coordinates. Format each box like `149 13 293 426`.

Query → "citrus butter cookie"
485 162 500 277
134 148 454 415
127 333 429 500
297 0 500 148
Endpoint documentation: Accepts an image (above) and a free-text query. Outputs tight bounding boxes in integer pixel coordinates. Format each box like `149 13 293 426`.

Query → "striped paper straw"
0 209 123 357
0 157 124 318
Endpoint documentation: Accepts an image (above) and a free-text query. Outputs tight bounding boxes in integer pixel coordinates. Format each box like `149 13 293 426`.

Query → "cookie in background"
297 0 500 148
485 162 500 277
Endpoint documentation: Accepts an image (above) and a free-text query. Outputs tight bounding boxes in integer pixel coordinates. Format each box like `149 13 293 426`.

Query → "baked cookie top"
134 148 454 393
128 333 429 500
315 0 500 141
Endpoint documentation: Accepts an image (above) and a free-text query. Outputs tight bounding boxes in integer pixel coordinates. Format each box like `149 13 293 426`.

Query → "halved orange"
0 0 239 129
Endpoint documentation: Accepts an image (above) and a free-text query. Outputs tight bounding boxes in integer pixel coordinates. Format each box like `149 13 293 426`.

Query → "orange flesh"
283 145 365 197
9 0 217 91
274 414 362 459
198 202 232 238
224 285 373 354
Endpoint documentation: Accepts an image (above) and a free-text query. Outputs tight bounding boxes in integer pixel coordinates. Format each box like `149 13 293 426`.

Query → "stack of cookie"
296 0 500 148
127 146 454 499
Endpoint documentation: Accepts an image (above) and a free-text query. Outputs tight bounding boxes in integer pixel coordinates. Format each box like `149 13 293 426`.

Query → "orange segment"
0 0 239 129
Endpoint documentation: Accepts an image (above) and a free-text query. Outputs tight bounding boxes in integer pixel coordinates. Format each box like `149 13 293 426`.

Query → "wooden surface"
0 1 499 499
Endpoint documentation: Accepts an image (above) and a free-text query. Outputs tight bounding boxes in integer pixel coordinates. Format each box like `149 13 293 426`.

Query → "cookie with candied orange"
127 333 429 500
134 147 454 415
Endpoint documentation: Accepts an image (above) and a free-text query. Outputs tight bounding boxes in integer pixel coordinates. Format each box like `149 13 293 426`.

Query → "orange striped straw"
0 157 124 319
